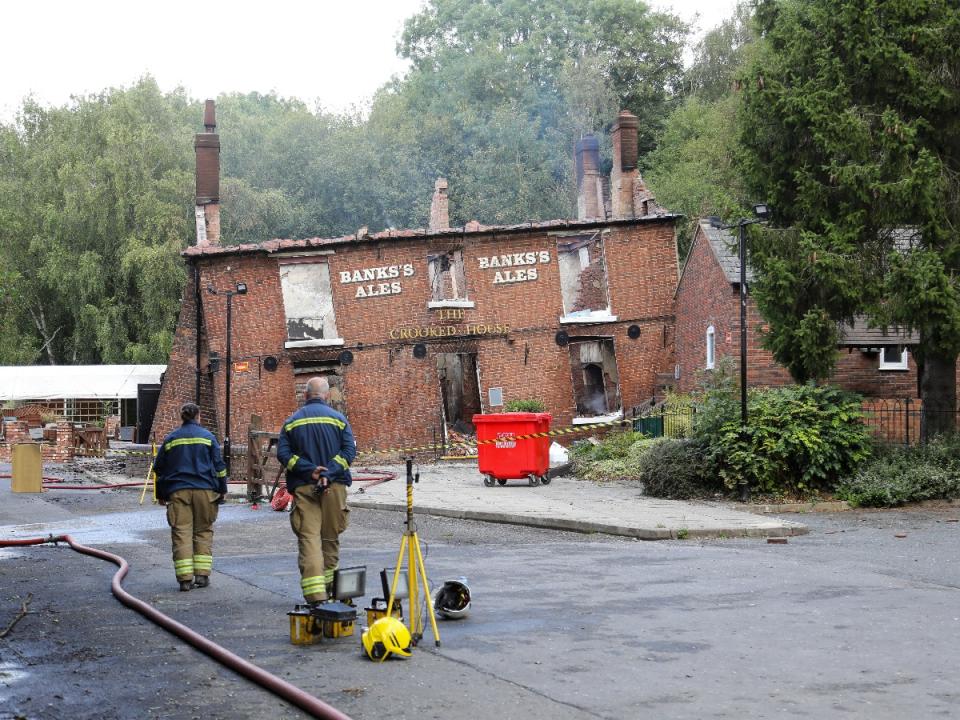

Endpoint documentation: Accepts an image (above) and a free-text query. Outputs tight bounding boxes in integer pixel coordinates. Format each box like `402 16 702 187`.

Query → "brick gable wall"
675 227 919 398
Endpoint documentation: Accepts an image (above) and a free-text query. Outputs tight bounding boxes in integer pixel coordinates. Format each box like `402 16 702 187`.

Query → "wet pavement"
2 470 960 719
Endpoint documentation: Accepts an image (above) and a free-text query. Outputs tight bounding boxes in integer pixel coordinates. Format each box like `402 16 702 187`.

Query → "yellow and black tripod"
386 458 441 647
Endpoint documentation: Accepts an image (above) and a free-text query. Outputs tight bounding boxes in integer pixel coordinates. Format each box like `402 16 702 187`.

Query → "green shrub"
709 384 872 496
503 398 546 412
570 432 658 482
638 439 723 499
690 358 739 444
837 435 960 507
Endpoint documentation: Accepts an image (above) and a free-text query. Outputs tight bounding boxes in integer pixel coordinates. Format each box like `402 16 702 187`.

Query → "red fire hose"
0 534 352 720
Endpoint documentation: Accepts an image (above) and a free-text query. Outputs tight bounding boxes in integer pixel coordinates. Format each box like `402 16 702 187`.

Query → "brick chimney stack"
429 177 450 231
194 99 220 246
575 134 605 220
610 111 639 218
609 110 659 218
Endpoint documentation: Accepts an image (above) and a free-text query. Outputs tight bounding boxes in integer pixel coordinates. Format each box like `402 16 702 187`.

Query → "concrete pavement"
350 461 808 539
0 459 808 540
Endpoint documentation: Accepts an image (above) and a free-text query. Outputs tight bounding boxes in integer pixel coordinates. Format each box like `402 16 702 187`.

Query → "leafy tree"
644 95 745 257
684 1 754 101
0 78 194 364
738 0 960 436
644 3 755 255
399 0 689 157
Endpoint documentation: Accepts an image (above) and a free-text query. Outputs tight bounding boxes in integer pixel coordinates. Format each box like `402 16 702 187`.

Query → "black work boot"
194 576 210 589
179 580 193 592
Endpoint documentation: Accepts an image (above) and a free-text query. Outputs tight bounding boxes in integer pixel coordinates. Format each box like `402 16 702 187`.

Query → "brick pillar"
53 421 75 463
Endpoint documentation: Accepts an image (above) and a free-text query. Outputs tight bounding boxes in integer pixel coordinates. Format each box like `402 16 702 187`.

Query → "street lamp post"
711 205 769 500
208 282 247 475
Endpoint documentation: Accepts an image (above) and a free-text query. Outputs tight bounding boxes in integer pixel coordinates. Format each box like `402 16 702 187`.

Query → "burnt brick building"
154 108 681 454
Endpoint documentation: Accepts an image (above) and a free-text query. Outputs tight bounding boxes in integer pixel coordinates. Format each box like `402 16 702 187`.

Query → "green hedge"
837 435 960 507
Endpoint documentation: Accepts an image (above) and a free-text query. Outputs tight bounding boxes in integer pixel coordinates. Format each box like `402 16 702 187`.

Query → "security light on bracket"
235 282 248 294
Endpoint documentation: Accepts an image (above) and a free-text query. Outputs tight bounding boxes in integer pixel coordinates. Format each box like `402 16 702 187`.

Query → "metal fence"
860 399 959 446
631 399 958 447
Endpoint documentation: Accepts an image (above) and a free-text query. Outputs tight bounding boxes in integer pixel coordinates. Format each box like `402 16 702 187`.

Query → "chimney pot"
203 99 216 132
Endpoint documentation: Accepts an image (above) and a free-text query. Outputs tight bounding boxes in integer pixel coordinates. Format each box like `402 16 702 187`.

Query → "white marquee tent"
0 365 165 401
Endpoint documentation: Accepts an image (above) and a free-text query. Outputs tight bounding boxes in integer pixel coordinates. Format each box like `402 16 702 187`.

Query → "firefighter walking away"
154 402 228 591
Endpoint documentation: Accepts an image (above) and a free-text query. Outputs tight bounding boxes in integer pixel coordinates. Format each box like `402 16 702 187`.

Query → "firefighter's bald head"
305 377 330 400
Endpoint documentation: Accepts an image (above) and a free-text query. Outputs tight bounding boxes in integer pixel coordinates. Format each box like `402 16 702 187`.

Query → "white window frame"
879 345 909 371
706 325 716 369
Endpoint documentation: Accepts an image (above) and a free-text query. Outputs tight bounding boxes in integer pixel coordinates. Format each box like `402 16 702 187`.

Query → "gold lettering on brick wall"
476 250 550 285
388 323 510 340
339 263 415 298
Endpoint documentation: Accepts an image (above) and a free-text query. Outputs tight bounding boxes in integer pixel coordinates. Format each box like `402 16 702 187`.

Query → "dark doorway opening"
293 360 347 414
137 384 162 444
436 353 482 441
568 339 621 417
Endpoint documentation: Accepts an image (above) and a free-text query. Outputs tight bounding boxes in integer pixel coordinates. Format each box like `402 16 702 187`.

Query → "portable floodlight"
381 568 410 601
333 566 366 601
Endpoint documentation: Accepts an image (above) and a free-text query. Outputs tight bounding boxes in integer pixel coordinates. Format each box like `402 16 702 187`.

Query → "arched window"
706 325 716 369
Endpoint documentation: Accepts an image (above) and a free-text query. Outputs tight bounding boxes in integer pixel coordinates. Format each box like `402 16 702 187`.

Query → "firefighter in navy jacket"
277 377 356 603
153 403 228 592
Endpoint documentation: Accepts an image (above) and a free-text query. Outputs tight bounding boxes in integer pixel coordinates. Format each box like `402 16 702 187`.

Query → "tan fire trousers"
166 489 220 581
290 483 349 602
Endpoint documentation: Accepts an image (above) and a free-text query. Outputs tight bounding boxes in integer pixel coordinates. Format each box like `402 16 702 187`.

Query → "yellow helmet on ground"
362 617 412 661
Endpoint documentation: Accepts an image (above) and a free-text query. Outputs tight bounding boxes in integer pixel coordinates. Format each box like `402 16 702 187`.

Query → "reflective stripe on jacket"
276 398 356 492
153 420 228 501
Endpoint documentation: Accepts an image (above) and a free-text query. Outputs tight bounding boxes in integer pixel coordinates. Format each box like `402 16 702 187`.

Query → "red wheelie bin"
473 412 552 486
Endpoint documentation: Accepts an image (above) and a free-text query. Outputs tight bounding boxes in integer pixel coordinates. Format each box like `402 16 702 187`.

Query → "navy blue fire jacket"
277 398 356 493
153 420 228 501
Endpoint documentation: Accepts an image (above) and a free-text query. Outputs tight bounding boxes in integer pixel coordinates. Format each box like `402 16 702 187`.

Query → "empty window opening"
280 262 340 343
428 249 467 302
569 339 621 418
557 234 611 319
436 353 482 444
706 325 716 369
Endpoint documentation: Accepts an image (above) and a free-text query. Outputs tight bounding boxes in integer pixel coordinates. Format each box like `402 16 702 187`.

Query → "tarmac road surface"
1 479 959 719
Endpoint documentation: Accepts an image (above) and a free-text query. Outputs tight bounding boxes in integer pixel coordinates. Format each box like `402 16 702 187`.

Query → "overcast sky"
1 0 738 121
